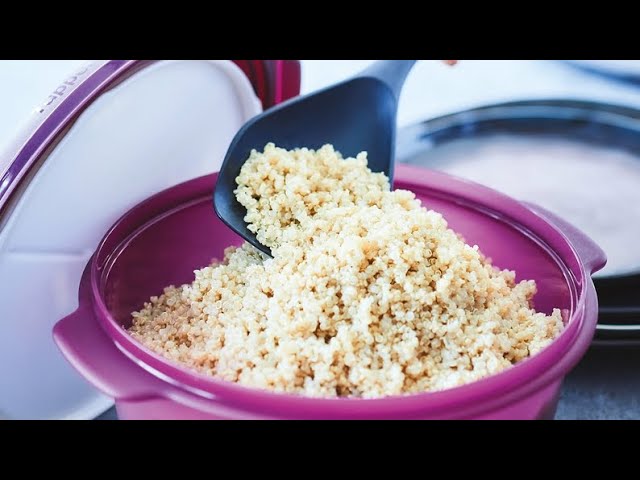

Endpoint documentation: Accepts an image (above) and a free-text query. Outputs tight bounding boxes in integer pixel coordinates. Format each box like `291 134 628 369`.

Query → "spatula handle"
357 60 417 101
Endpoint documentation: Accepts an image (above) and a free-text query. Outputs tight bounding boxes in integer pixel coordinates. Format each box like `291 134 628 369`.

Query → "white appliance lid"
0 60 264 419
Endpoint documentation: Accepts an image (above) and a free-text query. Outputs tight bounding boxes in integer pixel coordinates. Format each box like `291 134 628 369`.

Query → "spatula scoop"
214 60 416 255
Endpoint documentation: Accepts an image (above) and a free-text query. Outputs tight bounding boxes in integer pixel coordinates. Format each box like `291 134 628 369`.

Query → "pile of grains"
130 143 563 398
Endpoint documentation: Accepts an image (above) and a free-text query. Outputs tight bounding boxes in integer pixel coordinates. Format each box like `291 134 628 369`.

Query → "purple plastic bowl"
53 164 605 419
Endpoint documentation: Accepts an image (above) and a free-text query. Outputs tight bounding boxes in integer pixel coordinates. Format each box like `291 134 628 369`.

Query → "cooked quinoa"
129 143 563 397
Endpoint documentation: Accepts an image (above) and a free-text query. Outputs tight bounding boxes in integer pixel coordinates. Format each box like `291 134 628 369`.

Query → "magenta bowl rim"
86 164 600 417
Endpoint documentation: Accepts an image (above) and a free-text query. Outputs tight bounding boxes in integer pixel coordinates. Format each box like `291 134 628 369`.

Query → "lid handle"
53 264 168 402
523 201 607 274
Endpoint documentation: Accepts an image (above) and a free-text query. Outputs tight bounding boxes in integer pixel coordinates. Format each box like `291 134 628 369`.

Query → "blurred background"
4 60 640 147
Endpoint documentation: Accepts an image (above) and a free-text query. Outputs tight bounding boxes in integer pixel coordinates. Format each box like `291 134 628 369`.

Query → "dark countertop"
556 345 640 420
97 344 640 420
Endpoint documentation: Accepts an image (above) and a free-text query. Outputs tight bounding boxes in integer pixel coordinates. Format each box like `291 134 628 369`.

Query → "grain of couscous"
129 143 563 397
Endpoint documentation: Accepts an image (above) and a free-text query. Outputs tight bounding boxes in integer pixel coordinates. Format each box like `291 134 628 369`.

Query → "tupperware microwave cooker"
52 158 606 417
0 60 301 420
396 100 640 343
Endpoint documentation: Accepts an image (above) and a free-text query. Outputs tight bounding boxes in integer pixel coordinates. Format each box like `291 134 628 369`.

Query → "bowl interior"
100 175 572 329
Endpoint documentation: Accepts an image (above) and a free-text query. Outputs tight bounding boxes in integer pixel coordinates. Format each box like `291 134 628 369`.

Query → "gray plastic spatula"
214 60 416 256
